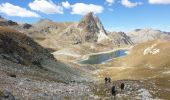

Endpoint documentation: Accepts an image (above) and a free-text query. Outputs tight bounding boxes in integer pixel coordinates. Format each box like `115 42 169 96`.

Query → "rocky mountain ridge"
0 13 133 51
1 15 170 47
102 31 133 46
128 28 170 44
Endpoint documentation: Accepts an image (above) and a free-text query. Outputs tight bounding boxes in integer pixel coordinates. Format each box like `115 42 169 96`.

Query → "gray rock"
23 23 32 29
0 90 15 100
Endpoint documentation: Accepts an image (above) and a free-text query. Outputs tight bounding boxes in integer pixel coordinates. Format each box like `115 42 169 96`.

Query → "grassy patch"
90 83 112 97
0 90 4 97
64 96 71 100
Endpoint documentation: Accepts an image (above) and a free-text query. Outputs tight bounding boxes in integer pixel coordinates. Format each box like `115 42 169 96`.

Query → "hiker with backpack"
120 82 125 91
105 77 108 84
111 84 116 98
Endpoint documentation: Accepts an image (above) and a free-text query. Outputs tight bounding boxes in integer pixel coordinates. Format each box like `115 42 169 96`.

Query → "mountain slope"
122 40 170 68
0 26 86 82
98 40 170 80
100 32 133 46
96 40 170 99
0 26 53 66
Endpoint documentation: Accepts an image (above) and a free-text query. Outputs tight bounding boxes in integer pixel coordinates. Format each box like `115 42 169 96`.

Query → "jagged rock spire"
78 12 108 42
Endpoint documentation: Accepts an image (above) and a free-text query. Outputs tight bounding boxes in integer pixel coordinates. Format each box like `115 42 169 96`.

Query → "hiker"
108 77 111 83
105 77 108 84
120 82 125 91
111 85 116 97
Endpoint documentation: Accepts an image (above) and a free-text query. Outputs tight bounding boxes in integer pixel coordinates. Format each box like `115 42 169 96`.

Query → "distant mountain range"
0 13 135 50
127 28 170 44
0 13 170 50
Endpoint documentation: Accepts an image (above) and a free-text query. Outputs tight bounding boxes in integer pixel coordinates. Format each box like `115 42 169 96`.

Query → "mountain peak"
0 15 5 19
85 12 94 17
77 12 108 42
78 12 97 29
0 15 6 22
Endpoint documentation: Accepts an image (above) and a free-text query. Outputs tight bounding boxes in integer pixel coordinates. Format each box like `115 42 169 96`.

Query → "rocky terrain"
0 68 96 100
100 31 133 46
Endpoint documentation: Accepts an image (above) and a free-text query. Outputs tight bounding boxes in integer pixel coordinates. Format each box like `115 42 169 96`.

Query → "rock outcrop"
0 16 18 26
0 90 15 100
23 23 32 29
108 32 133 45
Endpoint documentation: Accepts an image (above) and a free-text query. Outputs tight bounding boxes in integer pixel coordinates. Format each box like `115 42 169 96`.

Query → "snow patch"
143 44 160 55
97 31 108 42
81 55 89 60
52 50 81 57
162 71 170 74
125 51 130 54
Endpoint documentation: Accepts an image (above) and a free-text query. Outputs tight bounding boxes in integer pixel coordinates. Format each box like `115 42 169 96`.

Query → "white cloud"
0 3 40 17
70 3 104 15
106 0 114 6
149 0 170 4
29 0 63 14
61 1 104 15
121 0 143 8
62 1 71 9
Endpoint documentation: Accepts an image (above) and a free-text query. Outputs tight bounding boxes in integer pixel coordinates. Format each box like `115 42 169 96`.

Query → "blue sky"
0 0 170 32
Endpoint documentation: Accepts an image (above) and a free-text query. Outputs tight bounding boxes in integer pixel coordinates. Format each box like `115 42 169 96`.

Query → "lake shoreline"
78 47 133 64
79 46 133 60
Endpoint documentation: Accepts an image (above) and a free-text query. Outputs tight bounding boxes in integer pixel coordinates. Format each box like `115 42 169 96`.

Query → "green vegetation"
0 90 4 97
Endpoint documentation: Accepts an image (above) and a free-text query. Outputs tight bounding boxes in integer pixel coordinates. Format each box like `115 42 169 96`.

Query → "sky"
0 0 170 32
